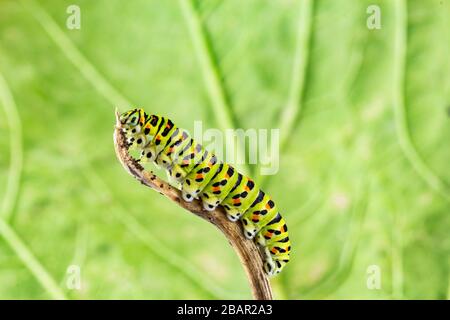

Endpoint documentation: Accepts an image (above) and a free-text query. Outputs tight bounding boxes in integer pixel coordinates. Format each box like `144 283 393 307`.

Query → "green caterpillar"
120 108 291 276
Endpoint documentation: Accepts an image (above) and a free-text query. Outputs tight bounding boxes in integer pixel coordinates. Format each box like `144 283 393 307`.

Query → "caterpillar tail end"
264 260 276 277
264 259 288 277
262 247 289 277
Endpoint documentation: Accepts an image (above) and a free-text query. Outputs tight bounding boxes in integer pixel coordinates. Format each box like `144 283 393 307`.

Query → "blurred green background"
0 0 449 299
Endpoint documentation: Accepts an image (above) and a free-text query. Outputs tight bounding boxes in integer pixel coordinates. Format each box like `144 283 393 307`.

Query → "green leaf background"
0 0 449 299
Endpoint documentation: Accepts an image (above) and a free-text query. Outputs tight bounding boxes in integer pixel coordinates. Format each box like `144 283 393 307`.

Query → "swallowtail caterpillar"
119 108 290 276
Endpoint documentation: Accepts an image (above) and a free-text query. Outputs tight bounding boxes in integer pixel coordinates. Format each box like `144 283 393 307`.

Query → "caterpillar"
119 108 291 276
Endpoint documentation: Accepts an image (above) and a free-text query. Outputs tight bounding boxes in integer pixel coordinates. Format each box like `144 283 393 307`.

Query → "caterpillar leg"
124 130 139 148
227 212 241 222
126 136 135 147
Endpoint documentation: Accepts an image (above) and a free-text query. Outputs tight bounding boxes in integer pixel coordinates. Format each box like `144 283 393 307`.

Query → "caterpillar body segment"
256 214 289 247
159 127 184 165
241 191 279 240
221 175 259 222
181 152 219 202
119 108 291 276
200 163 239 212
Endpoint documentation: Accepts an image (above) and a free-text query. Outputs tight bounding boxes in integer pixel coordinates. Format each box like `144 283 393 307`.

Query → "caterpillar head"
120 108 147 133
